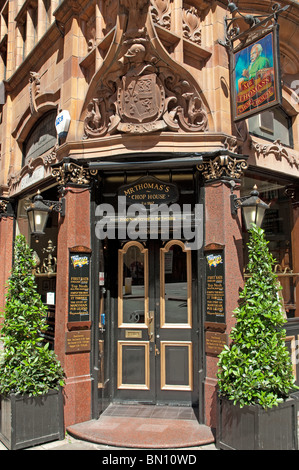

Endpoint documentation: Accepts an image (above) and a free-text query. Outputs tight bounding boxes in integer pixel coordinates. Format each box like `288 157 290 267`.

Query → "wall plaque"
68 251 91 323
205 247 225 323
205 331 228 356
66 330 91 353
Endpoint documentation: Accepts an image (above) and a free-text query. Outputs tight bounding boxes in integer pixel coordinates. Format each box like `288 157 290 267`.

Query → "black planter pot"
0 388 64 450
216 394 298 450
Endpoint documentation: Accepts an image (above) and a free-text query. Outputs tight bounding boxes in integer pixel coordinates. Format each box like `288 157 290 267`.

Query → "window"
248 107 293 147
241 174 298 318
23 110 57 166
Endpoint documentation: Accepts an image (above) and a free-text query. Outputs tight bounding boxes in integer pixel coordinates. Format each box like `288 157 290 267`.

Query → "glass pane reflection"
164 244 188 324
122 244 145 324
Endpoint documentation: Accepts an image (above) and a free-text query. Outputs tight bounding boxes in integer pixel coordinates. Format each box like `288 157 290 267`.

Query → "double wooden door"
115 239 198 405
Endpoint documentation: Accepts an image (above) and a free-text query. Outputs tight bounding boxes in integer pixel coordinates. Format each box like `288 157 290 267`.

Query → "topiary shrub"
0 235 65 396
217 224 297 408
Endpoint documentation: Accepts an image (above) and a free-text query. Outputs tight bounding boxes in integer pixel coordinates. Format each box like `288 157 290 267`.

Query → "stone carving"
86 14 96 52
0 199 8 216
51 162 98 186
197 154 248 181
150 0 171 30
29 72 41 115
251 139 299 168
182 5 201 45
82 0 208 138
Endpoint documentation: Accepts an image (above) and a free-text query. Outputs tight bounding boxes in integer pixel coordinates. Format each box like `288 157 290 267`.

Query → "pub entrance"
94 169 203 414
115 238 198 405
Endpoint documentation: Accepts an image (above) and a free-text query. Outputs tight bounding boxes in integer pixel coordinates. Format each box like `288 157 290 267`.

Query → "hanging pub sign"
230 25 282 122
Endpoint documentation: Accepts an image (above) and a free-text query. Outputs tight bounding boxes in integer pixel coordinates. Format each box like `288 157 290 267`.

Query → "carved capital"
0 199 8 215
197 154 248 181
51 162 98 186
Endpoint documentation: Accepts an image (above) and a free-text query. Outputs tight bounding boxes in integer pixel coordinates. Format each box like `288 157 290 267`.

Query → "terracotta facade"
0 0 298 432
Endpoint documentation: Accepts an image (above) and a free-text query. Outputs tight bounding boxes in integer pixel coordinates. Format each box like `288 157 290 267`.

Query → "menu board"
68 252 90 323
205 250 225 323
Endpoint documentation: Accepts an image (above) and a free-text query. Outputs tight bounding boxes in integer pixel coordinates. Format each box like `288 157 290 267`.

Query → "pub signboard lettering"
118 175 179 208
205 246 225 323
68 251 91 323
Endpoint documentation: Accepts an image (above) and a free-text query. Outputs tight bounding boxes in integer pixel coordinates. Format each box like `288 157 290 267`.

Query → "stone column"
25 7 35 57
199 154 246 428
55 180 93 428
37 0 47 41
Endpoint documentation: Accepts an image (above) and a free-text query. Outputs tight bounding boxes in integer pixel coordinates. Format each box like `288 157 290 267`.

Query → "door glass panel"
160 241 192 327
118 242 148 326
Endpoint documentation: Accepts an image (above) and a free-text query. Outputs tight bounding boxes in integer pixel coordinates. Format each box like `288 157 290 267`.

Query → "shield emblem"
119 74 164 123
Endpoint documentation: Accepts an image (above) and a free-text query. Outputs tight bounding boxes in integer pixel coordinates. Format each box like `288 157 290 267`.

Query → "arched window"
23 110 57 166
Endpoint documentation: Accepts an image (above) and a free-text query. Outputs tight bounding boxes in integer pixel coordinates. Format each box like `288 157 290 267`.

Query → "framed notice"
230 25 282 122
205 248 225 323
68 250 91 323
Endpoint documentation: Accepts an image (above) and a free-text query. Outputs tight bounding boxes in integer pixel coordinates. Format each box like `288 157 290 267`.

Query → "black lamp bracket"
39 197 65 217
220 2 290 49
229 179 252 216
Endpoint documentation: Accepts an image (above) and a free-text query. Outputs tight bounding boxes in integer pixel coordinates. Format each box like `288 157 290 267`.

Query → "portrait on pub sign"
231 29 282 121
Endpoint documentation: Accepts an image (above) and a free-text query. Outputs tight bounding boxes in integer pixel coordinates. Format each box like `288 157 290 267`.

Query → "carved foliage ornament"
150 0 171 30
197 155 248 181
0 200 8 215
51 162 98 186
183 5 201 45
83 0 208 138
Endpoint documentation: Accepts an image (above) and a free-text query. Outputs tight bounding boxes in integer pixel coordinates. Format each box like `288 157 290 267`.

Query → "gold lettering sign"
118 176 179 207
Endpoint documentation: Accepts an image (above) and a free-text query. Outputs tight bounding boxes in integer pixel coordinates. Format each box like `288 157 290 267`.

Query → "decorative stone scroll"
251 139 299 169
197 154 248 181
51 162 98 186
82 0 209 139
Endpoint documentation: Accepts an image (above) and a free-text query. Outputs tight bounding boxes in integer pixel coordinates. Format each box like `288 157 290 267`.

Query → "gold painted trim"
160 341 193 391
285 335 297 380
118 241 149 328
117 341 150 390
160 240 192 329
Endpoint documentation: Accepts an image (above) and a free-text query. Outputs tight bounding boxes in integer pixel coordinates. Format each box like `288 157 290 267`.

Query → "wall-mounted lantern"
231 185 269 230
26 190 65 239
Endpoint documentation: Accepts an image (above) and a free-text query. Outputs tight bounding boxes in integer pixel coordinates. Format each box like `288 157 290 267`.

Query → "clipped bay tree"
0 235 64 396
217 224 296 408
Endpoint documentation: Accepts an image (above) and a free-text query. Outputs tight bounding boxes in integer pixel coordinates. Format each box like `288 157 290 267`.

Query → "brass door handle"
148 311 154 342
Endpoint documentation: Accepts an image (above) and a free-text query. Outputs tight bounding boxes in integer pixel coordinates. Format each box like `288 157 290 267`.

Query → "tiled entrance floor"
67 404 215 449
